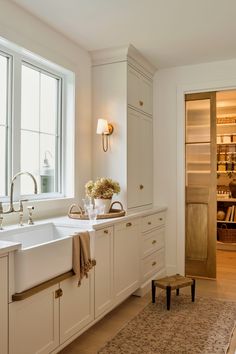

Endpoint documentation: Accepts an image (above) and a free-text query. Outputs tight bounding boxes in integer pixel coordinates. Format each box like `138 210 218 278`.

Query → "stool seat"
154 274 193 290
152 274 196 310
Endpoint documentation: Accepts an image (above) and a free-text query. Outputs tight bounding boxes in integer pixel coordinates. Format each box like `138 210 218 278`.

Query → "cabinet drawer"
142 212 165 233
142 228 165 258
141 249 165 282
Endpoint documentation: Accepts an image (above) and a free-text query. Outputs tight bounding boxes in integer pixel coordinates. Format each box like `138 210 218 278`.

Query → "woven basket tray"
68 201 126 220
218 224 236 243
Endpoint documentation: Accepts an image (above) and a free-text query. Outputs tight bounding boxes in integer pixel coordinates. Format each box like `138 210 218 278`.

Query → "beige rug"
98 294 236 354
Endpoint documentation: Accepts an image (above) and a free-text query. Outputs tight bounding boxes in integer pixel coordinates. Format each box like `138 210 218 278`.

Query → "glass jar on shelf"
226 152 233 171
217 162 226 172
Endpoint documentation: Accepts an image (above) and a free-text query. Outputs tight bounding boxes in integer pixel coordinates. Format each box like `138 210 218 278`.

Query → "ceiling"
10 0 236 68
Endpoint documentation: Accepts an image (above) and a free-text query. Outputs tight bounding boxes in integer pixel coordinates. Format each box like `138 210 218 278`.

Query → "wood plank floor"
60 250 236 354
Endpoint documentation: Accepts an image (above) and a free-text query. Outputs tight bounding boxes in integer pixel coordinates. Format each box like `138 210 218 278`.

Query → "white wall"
154 58 236 274
0 1 91 222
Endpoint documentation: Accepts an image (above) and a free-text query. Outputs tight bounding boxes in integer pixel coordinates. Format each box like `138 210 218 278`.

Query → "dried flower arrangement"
85 178 120 199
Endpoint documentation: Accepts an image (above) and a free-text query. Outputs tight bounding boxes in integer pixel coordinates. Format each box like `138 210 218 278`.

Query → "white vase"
94 198 112 214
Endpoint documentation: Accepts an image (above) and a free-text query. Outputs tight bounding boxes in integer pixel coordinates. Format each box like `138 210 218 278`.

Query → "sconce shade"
97 119 109 134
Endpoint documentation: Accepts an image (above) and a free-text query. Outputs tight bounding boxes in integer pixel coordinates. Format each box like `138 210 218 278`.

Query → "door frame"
176 79 236 275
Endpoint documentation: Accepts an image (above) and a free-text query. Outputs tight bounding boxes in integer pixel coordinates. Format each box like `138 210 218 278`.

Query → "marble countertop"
0 205 167 253
0 240 21 255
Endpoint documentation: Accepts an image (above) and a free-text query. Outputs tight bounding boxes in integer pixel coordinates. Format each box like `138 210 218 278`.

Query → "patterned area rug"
98 294 236 354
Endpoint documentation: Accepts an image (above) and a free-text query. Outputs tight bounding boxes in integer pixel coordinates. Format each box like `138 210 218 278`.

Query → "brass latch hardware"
55 288 63 298
152 261 157 267
104 230 109 234
139 184 144 190
152 240 157 245
139 100 144 106
148 221 152 225
159 218 163 221
126 222 132 227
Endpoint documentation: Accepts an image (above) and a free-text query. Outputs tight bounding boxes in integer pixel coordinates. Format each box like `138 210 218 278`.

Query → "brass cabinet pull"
139 100 144 106
104 230 109 234
152 261 157 267
148 221 152 225
139 184 144 190
126 222 132 227
152 240 157 245
159 218 163 221
55 288 63 298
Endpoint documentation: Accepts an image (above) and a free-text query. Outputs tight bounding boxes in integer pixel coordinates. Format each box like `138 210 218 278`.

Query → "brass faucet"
3 171 38 214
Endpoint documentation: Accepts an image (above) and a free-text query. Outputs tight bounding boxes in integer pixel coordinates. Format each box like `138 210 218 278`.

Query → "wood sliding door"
185 92 216 278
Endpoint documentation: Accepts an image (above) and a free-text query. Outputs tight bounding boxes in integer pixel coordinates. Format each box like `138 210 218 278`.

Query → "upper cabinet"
91 45 156 210
128 65 153 116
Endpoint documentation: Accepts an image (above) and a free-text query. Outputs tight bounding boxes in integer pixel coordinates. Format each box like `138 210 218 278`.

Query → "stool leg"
191 279 196 302
152 280 156 303
166 286 171 310
176 288 180 296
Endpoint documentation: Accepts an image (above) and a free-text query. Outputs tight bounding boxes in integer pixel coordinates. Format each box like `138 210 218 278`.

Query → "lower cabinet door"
59 272 94 344
9 285 60 354
114 219 140 304
94 227 114 318
0 256 8 354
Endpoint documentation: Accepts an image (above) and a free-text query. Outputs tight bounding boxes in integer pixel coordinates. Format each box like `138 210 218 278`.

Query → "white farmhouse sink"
0 223 82 293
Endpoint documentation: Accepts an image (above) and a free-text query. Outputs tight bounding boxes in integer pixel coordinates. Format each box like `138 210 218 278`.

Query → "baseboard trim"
133 268 166 297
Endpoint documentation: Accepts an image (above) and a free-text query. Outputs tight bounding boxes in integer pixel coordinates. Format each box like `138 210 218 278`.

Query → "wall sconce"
96 119 114 152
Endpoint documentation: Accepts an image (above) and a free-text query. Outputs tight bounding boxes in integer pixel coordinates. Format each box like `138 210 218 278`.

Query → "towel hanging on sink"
72 231 96 286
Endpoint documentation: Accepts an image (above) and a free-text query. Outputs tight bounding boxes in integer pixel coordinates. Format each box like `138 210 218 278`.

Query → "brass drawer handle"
139 100 144 106
104 230 109 234
139 184 144 190
55 288 63 298
126 222 132 227
152 240 157 245
148 221 152 225
152 261 157 267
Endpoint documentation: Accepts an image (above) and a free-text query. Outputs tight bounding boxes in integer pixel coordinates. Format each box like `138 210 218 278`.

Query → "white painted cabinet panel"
9 285 59 354
128 65 153 116
114 219 140 304
94 227 113 318
127 109 153 208
60 272 94 344
142 227 165 258
0 256 8 354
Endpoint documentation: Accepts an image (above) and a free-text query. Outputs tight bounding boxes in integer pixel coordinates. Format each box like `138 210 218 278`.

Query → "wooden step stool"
152 274 196 310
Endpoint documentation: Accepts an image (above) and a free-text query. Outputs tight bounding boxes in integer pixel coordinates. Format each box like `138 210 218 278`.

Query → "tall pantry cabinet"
91 45 156 210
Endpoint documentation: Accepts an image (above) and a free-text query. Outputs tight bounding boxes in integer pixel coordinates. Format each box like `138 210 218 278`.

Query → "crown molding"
90 44 157 76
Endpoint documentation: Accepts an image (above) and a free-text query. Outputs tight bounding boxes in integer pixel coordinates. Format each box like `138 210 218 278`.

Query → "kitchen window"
0 40 74 201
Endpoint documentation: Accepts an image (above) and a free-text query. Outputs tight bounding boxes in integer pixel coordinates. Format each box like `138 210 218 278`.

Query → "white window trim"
0 37 75 207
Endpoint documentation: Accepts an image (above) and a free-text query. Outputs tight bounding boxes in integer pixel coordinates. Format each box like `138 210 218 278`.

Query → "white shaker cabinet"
94 227 114 318
92 45 156 210
60 272 94 344
114 219 140 304
0 256 8 354
128 65 153 116
127 108 153 209
9 284 60 354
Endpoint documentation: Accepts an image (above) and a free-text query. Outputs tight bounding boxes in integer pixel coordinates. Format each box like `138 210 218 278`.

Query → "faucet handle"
27 205 34 225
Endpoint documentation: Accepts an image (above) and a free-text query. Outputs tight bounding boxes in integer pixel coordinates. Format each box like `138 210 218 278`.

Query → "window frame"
0 40 74 203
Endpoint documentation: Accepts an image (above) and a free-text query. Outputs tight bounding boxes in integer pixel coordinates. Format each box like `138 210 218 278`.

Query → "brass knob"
139 184 144 190
159 218 163 221
139 100 144 106
104 230 109 234
148 221 152 225
152 261 156 267
126 222 132 227
55 288 63 298
152 240 156 245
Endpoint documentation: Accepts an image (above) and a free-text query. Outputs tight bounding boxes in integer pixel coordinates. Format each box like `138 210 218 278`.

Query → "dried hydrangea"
85 178 120 199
